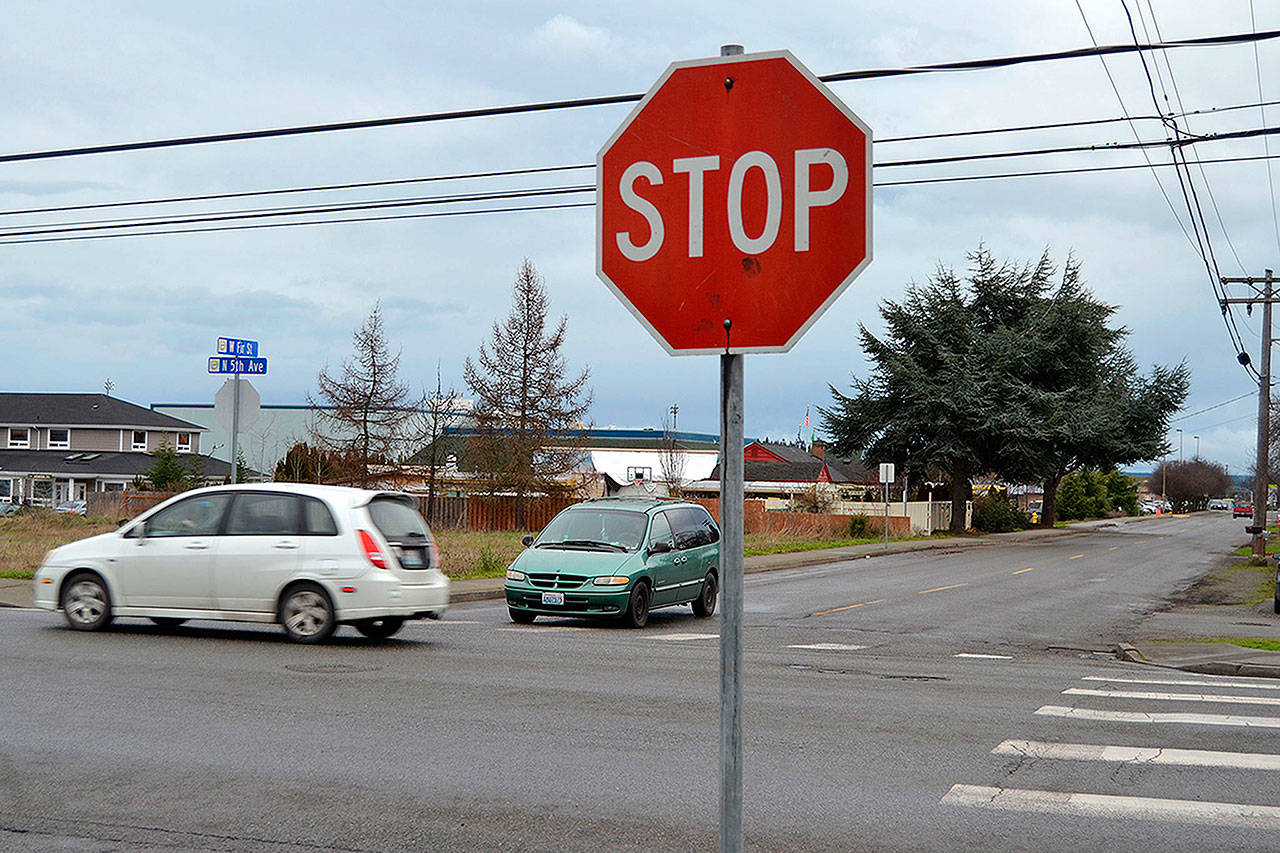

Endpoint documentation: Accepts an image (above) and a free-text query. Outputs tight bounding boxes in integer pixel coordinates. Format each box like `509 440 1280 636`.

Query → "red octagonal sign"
597 50 872 355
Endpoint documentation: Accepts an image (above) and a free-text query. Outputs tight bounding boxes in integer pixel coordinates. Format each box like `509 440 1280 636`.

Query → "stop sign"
597 50 871 355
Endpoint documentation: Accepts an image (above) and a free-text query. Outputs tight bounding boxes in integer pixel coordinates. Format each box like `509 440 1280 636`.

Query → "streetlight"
1177 428 1183 462
1194 435 1200 459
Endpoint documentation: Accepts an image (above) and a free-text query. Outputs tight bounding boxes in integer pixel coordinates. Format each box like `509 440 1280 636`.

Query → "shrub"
972 492 1029 533
475 546 507 576
848 514 870 538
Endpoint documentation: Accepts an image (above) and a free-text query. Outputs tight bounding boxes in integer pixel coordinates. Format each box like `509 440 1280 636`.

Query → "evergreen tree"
823 246 1187 530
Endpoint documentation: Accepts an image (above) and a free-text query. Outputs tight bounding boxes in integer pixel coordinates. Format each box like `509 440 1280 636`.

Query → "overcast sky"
3 1 1277 474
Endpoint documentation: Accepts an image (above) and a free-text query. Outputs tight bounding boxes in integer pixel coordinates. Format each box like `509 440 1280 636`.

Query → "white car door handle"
274 541 300 550
184 542 208 551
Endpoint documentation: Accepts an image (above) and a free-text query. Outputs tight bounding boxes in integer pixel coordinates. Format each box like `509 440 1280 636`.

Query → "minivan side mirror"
648 540 672 555
522 535 534 547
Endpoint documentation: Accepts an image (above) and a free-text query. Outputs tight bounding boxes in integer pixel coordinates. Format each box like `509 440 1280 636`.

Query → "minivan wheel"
620 581 650 629
61 573 113 632
355 617 404 639
692 572 718 618
279 584 336 644
509 608 536 624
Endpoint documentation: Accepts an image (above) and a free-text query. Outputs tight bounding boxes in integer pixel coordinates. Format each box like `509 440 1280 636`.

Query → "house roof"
710 441 878 485
0 393 204 431
0 449 231 478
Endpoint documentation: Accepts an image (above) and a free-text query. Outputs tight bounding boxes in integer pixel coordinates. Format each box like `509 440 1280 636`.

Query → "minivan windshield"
535 508 648 552
368 496 430 541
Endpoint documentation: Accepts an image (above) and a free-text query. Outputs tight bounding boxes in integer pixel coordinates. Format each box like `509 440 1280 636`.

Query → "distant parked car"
53 500 87 516
33 484 449 643
0 503 22 517
1234 500 1254 519
1208 498 1231 511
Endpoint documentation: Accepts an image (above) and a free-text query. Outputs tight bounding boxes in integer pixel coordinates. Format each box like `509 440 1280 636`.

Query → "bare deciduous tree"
464 259 592 526
658 410 687 497
409 362 463 523
309 302 416 488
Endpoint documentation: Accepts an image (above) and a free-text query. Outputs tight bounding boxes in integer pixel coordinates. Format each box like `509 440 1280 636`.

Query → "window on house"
48 429 70 449
8 428 29 449
131 430 147 451
176 432 192 452
626 466 652 482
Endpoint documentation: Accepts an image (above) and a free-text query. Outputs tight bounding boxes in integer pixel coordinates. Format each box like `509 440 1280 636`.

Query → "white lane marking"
651 633 718 641
940 784 1280 828
1063 687 1280 707
788 642 867 651
1035 705 1280 728
437 620 483 625
1083 675 1280 691
954 653 1013 660
992 740 1280 770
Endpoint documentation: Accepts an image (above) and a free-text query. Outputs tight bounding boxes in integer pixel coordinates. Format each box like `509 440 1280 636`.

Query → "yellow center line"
1012 567 1035 575
810 599 886 617
1069 554 1084 560
918 583 968 594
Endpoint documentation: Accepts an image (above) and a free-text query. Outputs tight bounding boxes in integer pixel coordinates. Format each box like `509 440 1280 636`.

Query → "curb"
1114 643 1280 679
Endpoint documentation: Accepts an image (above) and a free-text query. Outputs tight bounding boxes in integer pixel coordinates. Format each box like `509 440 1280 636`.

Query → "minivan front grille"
527 573 588 590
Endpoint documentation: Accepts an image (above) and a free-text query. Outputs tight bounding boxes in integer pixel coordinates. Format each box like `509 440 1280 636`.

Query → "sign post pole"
719 340 744 853
230 370 241 485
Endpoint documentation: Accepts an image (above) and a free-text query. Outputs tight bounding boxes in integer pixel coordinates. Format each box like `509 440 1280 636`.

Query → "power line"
7 136 1280 241
1170 392 1257 422
2 28 1279 166
4 98 1278 223
1253 0 1280 256
8 149 1280 246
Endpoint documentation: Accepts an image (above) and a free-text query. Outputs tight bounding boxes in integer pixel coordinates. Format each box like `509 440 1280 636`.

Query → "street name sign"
217 336 259 357
597 50 872 354
208 356 267 375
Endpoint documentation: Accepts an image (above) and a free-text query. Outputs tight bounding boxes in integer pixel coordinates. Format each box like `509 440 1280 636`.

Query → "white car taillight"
357 529 388 568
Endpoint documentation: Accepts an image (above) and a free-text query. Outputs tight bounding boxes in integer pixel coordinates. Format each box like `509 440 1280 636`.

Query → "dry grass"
0 509 119 578
0 513 938 581
433 528 532 580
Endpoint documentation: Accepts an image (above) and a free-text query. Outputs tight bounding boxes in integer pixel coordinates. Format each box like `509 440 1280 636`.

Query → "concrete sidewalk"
0 516 1140 610
1117 641 1280 679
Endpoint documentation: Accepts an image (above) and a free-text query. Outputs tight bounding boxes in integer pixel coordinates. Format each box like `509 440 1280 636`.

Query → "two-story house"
0 393 231 506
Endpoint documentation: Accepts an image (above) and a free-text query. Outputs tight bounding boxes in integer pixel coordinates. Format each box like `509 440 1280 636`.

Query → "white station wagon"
33 484 450 643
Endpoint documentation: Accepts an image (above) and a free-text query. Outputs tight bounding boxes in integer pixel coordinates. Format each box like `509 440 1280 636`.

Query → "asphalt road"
4 513 1279 851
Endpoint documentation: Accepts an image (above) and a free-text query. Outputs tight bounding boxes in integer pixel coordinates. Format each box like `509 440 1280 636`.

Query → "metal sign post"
208 337 265 484
879 463 895 548
719 340 744 853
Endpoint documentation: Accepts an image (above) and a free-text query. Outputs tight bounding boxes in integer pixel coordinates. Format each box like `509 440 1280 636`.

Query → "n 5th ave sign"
597 50 872 354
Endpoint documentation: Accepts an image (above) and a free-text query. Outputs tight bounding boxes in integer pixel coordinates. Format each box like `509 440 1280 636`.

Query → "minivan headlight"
592 576 630 586
506 569 527 582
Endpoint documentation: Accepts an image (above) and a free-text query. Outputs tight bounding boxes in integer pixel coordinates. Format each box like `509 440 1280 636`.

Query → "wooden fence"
415 494 577 531
86 491 176 521
692 497 911 538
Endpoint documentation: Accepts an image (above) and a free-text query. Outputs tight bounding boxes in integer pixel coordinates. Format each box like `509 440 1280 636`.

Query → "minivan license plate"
541 592 565 606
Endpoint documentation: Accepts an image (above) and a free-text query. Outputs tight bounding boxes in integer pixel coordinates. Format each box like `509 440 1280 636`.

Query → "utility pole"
1220 270 1276 557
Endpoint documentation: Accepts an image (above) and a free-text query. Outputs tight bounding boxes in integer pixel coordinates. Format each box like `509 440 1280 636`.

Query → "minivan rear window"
368 496 430 541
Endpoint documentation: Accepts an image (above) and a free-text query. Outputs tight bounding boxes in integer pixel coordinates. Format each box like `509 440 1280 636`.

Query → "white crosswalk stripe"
1062 687 1280 707
1035 704 1280 728
941 785 1280 829
992 739 1280 770
1082 674 1280 691
941 672 1280 828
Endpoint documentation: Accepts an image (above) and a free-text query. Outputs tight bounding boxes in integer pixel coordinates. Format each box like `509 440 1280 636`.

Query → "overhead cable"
1 27 1278 166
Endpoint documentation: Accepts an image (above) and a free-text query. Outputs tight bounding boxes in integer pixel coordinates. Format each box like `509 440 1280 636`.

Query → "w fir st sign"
597 50 871 355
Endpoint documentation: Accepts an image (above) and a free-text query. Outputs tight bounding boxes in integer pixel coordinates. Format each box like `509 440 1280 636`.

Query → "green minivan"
504 497 720 628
